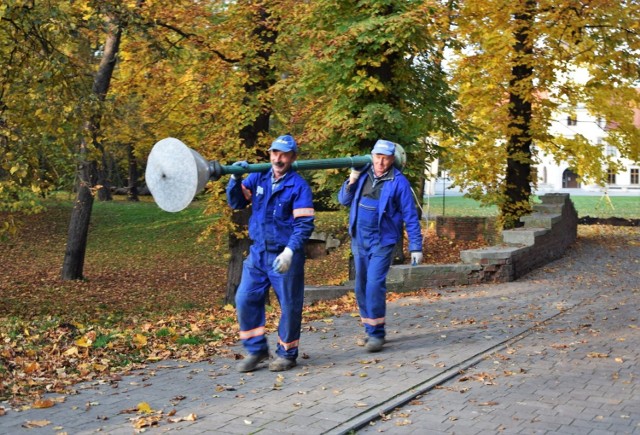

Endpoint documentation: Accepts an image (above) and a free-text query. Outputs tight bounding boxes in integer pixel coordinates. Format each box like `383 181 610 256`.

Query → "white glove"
231 161 249 180
411 251 423 266
272 247 294 273
349 167 362 184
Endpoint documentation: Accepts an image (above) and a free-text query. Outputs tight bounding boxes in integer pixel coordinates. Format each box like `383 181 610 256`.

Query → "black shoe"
236 351 269 372
268 357 297 372
365 336 385 352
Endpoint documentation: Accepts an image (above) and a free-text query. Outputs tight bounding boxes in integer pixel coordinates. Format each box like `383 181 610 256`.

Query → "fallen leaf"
24 362 40 374
74 336 91 348
132 415 161 429
587 352 609 358
168 413 197 423
137 402 153 414
133 333 147 348
22 420 51 428
396 419 412 426
33 399 56 409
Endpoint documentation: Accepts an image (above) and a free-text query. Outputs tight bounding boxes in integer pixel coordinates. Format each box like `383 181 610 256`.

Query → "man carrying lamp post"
338 139 423 352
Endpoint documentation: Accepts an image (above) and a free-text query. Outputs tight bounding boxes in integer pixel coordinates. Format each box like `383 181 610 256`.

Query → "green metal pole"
218 155 373 177
209 144 406 180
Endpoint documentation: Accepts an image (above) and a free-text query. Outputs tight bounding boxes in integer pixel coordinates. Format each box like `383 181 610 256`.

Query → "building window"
607 169 616 185
606 144 617 157
631 168 639 185
567 116 577 126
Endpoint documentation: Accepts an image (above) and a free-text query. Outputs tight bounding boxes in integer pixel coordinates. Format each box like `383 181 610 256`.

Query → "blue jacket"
227 170 315 253
338 165 422 252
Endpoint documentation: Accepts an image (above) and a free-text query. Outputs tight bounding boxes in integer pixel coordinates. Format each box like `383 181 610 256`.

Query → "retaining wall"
436 216 500 244
304 193 578 304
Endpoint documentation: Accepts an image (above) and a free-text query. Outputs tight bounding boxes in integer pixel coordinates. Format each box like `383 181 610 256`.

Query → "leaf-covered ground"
0 207 560 407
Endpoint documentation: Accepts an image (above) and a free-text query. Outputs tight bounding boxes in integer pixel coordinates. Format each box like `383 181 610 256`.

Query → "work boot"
236 350 269 373
365 336 385 353
268 356 297 372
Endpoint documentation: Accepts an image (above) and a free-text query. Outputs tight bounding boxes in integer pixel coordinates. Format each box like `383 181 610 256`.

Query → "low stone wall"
304 193 578 304
436 216 500 244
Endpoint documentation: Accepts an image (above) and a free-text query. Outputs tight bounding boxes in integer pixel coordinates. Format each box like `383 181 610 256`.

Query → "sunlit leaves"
287 0 456 190
444 0 640 223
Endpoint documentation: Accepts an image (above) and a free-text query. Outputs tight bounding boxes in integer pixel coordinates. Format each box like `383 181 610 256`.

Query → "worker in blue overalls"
227 135 315 372
338 139 423 352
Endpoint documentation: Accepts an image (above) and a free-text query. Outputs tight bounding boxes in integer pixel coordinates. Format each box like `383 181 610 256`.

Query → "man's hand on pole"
231 161 249 179
273 247 294 273
349 167 363 184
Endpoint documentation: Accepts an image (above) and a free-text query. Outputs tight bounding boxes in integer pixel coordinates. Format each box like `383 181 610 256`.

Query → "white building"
535 103 640 194
425 102 640 197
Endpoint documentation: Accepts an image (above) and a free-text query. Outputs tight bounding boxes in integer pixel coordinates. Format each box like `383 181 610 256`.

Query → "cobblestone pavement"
1 227 639 435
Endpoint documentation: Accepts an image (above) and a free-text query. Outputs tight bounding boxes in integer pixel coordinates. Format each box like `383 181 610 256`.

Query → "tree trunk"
393 239 405 264
127 143 139 202
225 208 252 305
224 4 276 305
61 16 122 280
96 151 113 201
61 161 97 280
415 174 425 221
502 1 535 229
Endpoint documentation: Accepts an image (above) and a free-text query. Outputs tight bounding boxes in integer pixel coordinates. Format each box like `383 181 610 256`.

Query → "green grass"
423 196 498 218
423 195 640 219
89 198 216 266
26 195 350 274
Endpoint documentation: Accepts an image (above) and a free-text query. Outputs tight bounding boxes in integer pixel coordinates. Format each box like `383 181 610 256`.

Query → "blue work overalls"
227 170 315 361
235 243 305 359
352 195 394 340
338 165 423 341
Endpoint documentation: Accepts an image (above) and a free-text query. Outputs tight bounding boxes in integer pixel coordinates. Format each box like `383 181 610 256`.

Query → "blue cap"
371 139 396 156
269 135 298 153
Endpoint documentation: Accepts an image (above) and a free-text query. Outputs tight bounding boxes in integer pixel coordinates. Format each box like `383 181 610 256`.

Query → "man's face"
372 153 394 177
270 150 296 178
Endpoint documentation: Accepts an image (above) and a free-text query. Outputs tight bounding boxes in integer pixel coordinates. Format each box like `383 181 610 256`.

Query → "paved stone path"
1 226 638 434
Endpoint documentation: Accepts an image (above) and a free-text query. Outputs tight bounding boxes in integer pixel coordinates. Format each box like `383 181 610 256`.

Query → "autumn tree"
194 1 283 305
286 0 457 205
0 1 82 234
62 3 128 280
443 0 640 228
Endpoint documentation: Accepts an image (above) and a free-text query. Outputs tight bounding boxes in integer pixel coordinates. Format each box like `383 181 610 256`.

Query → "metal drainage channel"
322 297 591 435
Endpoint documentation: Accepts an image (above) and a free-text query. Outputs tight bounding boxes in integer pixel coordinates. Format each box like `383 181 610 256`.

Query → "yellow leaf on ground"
75 337 90 348
63 346 79 356
137 402 153 414
133 334 147 347
33 399 56 409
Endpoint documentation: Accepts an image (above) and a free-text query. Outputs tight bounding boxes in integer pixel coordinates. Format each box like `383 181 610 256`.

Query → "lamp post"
145 137 407 212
